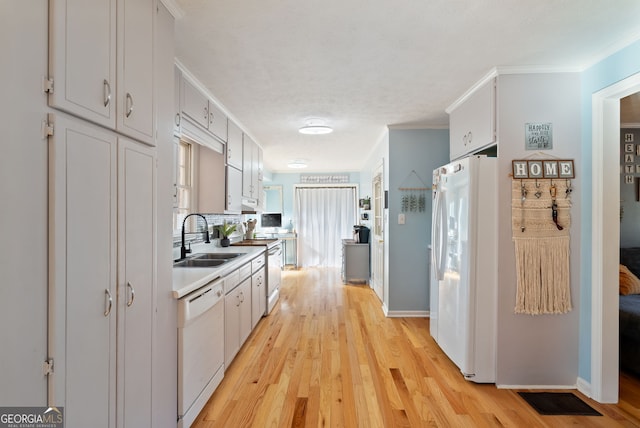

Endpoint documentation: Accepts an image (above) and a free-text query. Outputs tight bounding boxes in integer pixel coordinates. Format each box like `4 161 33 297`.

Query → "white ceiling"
174 0 640 173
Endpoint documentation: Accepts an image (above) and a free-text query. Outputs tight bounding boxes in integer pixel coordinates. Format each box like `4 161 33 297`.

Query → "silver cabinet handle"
175 113 181 127
103 79 111 107
203 106 208 121
127 282 135 307
239 291 244 303
104 289 112 316
209 111 214 125
236 294 241 307
125 93 134 118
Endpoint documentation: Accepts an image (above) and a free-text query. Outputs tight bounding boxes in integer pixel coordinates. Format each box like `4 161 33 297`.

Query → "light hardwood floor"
192 267 640 427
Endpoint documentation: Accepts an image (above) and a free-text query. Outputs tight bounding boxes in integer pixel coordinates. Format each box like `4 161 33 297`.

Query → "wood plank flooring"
192 267 640 427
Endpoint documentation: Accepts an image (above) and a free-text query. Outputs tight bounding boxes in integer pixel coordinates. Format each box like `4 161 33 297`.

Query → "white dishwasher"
178 276 225 428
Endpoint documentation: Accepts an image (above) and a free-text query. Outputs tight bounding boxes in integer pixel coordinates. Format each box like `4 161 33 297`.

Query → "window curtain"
295 186 357 267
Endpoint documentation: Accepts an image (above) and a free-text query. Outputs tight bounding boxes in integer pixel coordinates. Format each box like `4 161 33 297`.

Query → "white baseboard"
577 377 592 398
384 310 429 318
496 383 577 390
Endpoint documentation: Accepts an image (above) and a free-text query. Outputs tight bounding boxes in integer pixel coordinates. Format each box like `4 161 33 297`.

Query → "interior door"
371 163 384 301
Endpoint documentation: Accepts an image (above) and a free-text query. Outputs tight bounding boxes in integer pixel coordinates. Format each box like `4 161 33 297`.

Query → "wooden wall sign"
512 159 575 179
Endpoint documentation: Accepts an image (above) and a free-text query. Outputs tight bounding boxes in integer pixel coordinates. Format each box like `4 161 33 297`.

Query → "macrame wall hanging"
511 158 575 315
398 170 429 213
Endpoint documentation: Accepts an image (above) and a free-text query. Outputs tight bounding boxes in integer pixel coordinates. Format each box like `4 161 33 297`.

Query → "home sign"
511 159 575 179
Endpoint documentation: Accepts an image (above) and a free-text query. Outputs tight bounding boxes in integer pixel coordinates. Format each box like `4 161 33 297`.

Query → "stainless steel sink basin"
173 258 226 268
191 253 242 260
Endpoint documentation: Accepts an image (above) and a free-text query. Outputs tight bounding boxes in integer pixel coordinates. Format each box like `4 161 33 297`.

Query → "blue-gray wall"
387 129 449 313
579 39 640 382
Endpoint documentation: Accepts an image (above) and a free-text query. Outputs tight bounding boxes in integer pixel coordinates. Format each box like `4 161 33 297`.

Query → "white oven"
266 243 282 313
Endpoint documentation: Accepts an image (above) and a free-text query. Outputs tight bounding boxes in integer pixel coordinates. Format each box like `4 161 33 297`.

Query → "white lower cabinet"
251 260 266 329
49 115 156 427
224 273 252 368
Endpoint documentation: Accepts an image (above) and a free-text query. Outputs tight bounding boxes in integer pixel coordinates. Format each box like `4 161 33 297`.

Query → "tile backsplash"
172 213 243 250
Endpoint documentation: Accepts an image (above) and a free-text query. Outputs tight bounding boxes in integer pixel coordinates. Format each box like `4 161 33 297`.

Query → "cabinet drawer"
251 255 265 272
239 263 252 282
224 269 240 294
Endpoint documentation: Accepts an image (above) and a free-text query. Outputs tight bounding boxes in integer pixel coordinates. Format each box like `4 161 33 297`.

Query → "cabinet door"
238 278 252 344
208 102 228 142
173 65 182 137
117 0 154 145
227 120 243 170
449 78 496 160
198 144 226 213
256 145 263 181
49 0 117 129
242 135 255 198
117 138 156 428
251 270 265 329
224 290 241 367
226 165 243 212
181 78 209 130
49 115 117 428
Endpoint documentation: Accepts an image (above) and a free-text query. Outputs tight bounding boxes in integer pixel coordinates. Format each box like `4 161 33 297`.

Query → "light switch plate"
398 213 405 225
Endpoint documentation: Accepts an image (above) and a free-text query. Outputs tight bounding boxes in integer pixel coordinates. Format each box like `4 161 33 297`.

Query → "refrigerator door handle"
432 187 448 280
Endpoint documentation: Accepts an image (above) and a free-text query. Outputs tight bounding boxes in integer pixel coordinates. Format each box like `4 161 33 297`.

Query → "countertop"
172 244 265 299
231 238 281 249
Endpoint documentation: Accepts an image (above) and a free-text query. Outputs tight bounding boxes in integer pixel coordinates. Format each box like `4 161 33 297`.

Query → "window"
174 140 193 234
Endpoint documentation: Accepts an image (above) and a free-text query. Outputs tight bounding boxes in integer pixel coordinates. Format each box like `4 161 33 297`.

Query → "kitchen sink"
191 253 242 260
173 258 226 268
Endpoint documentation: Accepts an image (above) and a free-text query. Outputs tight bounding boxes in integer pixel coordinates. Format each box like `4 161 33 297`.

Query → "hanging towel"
511 180 572 315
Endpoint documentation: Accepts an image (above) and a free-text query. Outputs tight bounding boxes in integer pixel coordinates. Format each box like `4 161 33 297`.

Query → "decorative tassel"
512 180 572 315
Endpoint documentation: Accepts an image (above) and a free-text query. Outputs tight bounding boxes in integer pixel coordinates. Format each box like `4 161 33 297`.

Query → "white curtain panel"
295 186 357 267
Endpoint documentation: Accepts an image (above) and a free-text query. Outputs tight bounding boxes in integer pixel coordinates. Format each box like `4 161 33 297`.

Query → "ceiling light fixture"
287 160 308 169
299 125 333 135
298 119 333 135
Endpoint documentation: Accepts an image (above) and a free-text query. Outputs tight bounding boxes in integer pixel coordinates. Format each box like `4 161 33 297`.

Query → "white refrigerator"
430 155 497 383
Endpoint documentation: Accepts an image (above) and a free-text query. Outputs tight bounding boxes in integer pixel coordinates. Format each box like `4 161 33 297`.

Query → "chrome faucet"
181 213 211 259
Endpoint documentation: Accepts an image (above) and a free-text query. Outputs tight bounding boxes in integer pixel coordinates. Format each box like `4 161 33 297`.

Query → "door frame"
590 71 640 403
371 161 385 302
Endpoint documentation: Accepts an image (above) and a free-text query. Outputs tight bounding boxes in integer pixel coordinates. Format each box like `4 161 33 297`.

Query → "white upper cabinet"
208 102 228 143
116 0 155 144
226 165 243 213
227 120 243 170
49 0 117 130
448 77 496 160
181 78 209 130
173 65 182 137
49 0 155 146
242 134 261 201
180 77 228 144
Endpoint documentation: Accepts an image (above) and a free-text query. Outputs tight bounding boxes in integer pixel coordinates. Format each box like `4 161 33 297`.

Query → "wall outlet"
398 213 405 225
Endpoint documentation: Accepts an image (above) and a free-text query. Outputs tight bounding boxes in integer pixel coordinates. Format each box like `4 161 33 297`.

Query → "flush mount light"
298 125 333 135
287 160 308 169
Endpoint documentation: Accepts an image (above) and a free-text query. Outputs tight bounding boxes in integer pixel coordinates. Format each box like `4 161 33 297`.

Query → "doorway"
591 72 640 403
